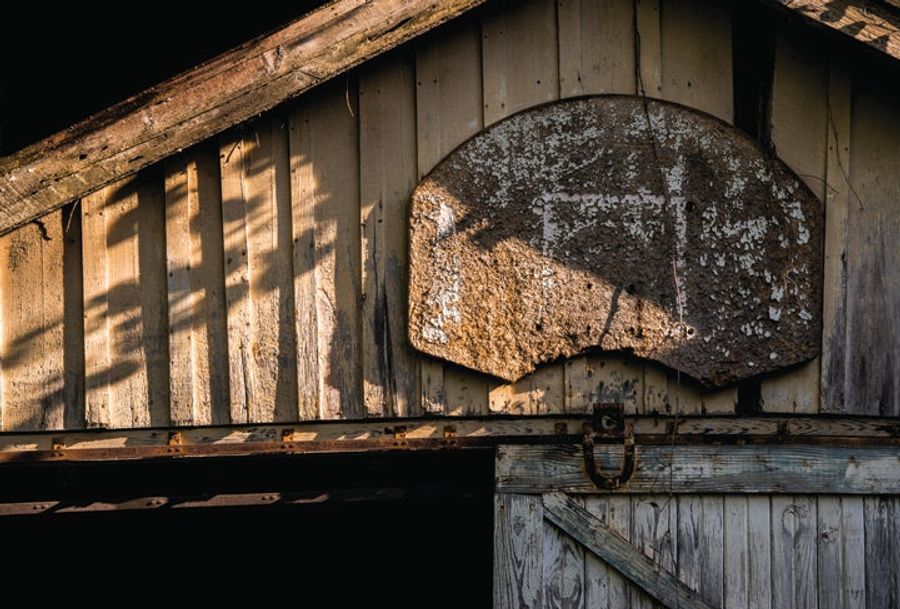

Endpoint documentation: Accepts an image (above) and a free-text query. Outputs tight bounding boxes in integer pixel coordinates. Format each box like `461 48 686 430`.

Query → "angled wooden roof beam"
0 0 488 235
773 0 900 60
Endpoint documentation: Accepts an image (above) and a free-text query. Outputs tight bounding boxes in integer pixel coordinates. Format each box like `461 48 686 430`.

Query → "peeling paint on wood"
409 96 824 387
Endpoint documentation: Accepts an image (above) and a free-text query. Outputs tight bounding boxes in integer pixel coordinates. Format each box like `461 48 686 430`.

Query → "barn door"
494 489 887 609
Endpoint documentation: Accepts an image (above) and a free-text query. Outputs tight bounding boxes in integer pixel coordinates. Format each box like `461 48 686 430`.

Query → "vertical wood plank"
677 496 724 606
818 496 866 609
288 84 362 420
607 497 633 608
864 497 900 609
164 146 230 426
584 496 633 609
845 71 900 416
81 188 112 428
724 497 749 609
557 0 635 97
62 203 86 429
0 213 66 430
762 25 828 414
635 0 662 97
773 495 818 609
220 115 298 423
290 100 320 420
659 0 732 122
544 503 585 609
701 496 724 606
482 0 559 125
495 493 544 609
748 496 773 609
82 176 169 428
840 497 866 609
359 54 419 418
632 495 676 609
415 17 483 414
677 495 703 597
817 496 842 609
820 56 852 413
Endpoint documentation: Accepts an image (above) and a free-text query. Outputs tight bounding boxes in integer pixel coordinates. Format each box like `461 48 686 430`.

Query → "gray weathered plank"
817 496 866 609
542 492 715 609
584 496 632 609
864 496 900 609
632 494 676 609
544 500 585 609
772 495 818 609
495 494 544 609
820 55 852 413
0 0 490 236
496 444 900 494
845 71 900 416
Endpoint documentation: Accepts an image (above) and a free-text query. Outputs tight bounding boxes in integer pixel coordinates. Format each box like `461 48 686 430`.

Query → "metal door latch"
582 403 636 490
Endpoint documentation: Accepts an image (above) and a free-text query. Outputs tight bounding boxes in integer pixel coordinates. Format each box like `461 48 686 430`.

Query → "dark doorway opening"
0 450 495 605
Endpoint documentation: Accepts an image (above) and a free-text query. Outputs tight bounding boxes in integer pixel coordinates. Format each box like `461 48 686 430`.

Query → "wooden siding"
496 492 898 609
0 0 898 429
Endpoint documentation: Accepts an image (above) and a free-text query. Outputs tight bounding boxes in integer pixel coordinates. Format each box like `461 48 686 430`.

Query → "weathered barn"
0 0 898 605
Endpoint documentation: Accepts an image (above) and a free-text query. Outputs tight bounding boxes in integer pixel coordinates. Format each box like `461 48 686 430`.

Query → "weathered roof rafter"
773 0 900 60
0 0 488 235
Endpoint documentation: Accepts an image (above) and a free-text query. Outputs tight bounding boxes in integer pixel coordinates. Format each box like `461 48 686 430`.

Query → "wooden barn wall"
495 492 900 609
0 0 898 430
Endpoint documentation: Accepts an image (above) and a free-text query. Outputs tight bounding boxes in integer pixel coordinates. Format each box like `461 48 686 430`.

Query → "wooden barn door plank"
495 493 544 609
220 115 298 423
544 496 586 609
0 213 67 430
359 54 419 418
677 496 724 607
762 25 828 414
415 17 484 415
817 496 866 609
772 495 818 609
631 494 677 609
81 176 169 429
584 496 632 609
164 146 230 426
288 83 362 420
483 0 562 416
864 497 900 609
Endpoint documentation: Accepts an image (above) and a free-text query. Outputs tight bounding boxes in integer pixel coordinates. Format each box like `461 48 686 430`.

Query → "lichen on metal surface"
408 96 823 387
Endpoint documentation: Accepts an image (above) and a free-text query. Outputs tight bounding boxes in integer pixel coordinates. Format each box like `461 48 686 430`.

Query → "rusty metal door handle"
582 403 637 490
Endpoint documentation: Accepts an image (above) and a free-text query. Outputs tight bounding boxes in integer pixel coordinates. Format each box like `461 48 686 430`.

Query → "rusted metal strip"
0 414 898 464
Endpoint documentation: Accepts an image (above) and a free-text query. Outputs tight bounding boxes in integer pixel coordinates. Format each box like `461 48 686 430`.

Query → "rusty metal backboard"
408 96 823 387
